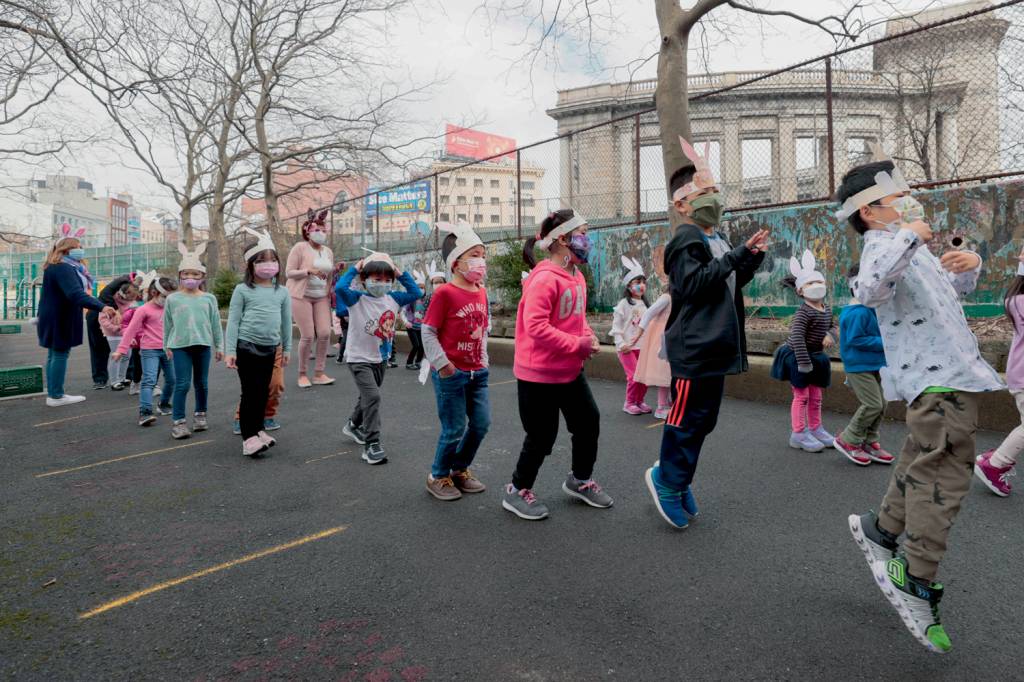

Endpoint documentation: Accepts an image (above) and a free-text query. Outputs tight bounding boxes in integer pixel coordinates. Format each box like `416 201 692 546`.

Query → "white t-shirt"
343 294 400 363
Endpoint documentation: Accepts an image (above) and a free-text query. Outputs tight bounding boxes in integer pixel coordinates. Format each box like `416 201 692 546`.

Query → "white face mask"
803 283 827 301
871 195 924 233
309 231 327 245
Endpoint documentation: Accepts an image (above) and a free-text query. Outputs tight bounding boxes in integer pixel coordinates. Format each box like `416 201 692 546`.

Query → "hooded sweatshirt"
514 259 594 384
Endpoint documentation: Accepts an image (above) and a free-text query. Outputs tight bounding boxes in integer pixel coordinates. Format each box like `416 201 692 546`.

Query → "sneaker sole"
140 417 157 427
868 559 948 654
244 447 269 457
973 461 1010 497
644 468 688 529
501 498 548 520
789 441 824 453
263 424 281 432
171 433 191 440
426 484 462 501
561 482 613 508
847 514 893 568
835 441 871 467
865 453 894 465
193 426 208 432
343 426 366 445
361 454 387 465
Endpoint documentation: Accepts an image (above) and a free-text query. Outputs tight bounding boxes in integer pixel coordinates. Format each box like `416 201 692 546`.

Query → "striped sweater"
786 302 836 370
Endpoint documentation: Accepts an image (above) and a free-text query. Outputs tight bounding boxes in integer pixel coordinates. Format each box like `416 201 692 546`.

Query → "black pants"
406 328 424 366
85 310 109 384
237 344 277 439
513 373 600 490
126 348 142 383
658 375 725 491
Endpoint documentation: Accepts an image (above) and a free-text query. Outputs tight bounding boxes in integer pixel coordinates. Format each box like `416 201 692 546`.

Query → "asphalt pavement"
1 329 1022 680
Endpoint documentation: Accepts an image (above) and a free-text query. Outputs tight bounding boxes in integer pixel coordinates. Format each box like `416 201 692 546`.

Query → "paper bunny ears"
177 241 208 274
360 247 397 271
834 142 910 220
620 255 645 285
59 222 86 240
437 220 484 275
242 226 277 261
789 249 825 290
672 137 718 202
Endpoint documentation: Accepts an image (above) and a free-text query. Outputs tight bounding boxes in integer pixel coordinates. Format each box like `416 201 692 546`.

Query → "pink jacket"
514 259 595 384
116 301 165 354
99 297 132 337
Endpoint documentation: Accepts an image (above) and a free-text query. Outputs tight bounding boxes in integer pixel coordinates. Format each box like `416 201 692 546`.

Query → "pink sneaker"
242 436 268 457
975 450 1014 497
834 436 871 467
258 430 277 449
637 402 653 414
623 403 644 416
865 442 895 464
654 406 670 420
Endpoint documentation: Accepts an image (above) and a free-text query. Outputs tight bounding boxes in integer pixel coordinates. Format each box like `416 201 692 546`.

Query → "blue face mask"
67 248 85 261
365 280 391 298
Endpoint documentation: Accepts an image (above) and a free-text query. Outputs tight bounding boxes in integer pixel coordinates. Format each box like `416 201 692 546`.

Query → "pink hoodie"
514 259 595 383
116 300 165 354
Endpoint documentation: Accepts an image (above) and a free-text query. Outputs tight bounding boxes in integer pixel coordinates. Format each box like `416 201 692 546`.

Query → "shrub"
487 236 596 312
211 268 241 309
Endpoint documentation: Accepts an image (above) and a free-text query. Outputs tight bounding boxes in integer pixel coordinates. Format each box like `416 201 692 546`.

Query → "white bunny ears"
412 268 426 286
437 220 484 275
789 249 825 291
360 247 397 271
139 269 168 295
672 137 718 202
177 241 208 274
427 259 445 282
834 142 910 220
620 255 645 285
58 222 86 241
243 226 277 261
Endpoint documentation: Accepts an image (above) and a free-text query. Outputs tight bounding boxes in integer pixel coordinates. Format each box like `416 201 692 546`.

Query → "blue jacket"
36 262 106 351
839 304 886 373
334 266 422 362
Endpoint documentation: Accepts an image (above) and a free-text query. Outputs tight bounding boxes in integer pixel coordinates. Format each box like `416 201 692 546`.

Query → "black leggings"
406 328 424 366
236 344 277 439
512 373 600 490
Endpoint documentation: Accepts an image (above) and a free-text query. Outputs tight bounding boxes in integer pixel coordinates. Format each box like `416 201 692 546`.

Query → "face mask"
689 193 724 227
890 195 924 223
309 231 327 245
630 283 646 297
153 295 167 307
182 278 203 290
460 257 487 284
803 283 827 301
567 234 592 264
254 262 279 279
365 280 391 298
67 248 85 261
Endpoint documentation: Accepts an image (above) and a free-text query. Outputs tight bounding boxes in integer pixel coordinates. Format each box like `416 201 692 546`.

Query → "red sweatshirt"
513 259 594 383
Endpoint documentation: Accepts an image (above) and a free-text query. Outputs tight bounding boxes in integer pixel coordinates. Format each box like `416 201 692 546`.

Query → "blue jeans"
45 348 70 398
171 346 211 421
430 368 491 478
140 349 175 414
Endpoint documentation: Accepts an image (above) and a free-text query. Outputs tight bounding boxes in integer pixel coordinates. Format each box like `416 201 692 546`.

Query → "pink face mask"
460 257 487 284
254 262 279 279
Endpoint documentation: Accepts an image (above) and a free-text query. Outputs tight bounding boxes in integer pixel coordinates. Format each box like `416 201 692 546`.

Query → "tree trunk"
654 1 694 230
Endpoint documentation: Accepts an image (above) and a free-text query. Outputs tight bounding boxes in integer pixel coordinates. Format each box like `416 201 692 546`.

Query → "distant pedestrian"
286 208 335 388
611 256 650 415
634 271 673 420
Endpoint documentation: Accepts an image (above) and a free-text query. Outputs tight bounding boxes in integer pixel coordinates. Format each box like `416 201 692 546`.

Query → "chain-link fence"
280 0 1023 262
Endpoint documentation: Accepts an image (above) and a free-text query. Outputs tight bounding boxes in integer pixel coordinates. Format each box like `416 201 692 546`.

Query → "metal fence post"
634 113 642 224
375 194 380 250
825 56 836 197
433 173 440 250
515 150 522 239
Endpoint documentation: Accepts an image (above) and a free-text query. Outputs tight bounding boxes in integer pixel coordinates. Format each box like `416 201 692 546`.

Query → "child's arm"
389 271 423 307
668 241 757 301
162 299 174 350
610 299 629 350
334 265 363 307
224 286 244 360
279 291 292 355
942 250 983 298
854 229 924 307
788 307 813 373
285 242 309 280
522 273 592 358
734 246 767 289
116 305 147 356
845 311 885 353
209 295 224 354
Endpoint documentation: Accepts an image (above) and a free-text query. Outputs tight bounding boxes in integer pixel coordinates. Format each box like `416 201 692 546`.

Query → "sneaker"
46 394 86 407
865 442 895 465
644 466 688 529
426 475 463 501
405 364 418 371
451 469 486 493
637 402 653 414
110 381 127 391
653 406 670 420
297 375 312 389
138 412 157 427
681 486 699 517
343 420 367 445
193 412 208 432
335 354 345 364
312 374 335 386
263 418 281 431
387 360 399 369
156 403 172 416
242 436 268 457
848 511 899 567
129 382 140 395
92 382 107 390
257 430 276 448
362 442 387 465
789 430 825 453
809 426 835 448
153 386 162 397
974 450 1014 497
232 420 241 436
870 556 952 653
502 484 549 520
835 435 872 466
171 419 191 440
562 474 613 508
622 402 644 416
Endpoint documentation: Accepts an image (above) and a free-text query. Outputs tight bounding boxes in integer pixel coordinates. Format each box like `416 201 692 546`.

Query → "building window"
473 196 482 204
473 214 483 223
456 178 467 187
457 213 467 221
521 181 535 190
490 179 500 188
473 179 483 188
440 195 449 203
332 191 350 212
439 177 449 186
490 215 500 224
440 213 450 221
490 197 499 205
456 195 466 205
520 198 535 208
523 216 536 226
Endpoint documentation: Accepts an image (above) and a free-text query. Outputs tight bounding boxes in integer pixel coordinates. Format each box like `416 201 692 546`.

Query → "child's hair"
147 277 177 300
780 274 797 291
835 160 896 235
1004 275 1024 330
360 260 396 281
441 233 459 268
624 275 648 306
669 165 697 199
847 264 860 297
243 242 279 289
117 281 137 299
523 208 576 269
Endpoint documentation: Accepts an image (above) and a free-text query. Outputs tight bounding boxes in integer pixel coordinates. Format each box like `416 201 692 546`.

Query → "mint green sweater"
225 283 292 354
163 292 223 350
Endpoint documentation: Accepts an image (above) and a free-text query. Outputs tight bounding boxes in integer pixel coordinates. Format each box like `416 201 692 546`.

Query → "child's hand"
439 363 456 378
215 351 224 362
225 355 237 369
905 220 933 243
823 336 834 350
745 229 770 254
940 251 980 274
165 350 172 360
281 353 290 367
111 352 123 362
589 334 601 355
797 363 813 374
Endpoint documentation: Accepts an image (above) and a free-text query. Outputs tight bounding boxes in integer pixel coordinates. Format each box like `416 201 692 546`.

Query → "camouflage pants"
878 391 979 582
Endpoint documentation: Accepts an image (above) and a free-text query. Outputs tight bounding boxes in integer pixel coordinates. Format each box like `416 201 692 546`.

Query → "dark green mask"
690 193 724 227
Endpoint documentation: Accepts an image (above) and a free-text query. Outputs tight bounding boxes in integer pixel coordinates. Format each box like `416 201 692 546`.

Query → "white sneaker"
153 386 162 397
129 382 140 395
46 394 86 407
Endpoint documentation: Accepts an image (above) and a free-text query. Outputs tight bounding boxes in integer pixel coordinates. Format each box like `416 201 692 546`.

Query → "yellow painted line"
491 379 516 386
79 525 348 619
305 451 350 464
36 440 213 478
646 420 666 429
33 406 135 427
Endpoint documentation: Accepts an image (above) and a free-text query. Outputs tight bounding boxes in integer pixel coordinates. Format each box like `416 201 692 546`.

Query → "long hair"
1005 275 1024 330
147 277 177 301
523 208 576 269
243 243 280 289
44 237 80 269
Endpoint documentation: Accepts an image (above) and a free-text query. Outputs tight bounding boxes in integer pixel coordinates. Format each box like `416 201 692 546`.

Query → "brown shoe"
451 469 486 494
426 475 462 501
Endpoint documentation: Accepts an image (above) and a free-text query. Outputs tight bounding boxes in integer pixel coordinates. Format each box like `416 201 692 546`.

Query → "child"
975 246 1024 496
100 281 137 390
164 242 223 440
225 228 292 457
114 273 177 426
841 146 1003 652
504 208 611 521
335 252 422 464
421 224 491 500
403 269 428 370
769 250 838 453
644 137 768 530
611 256 651 415
634 272 673 420
834 265 895 466
123 295 144 395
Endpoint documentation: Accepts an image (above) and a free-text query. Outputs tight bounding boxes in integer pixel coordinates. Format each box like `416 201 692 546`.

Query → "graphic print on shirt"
365 309 396 342
454 301 488 365
558 284 584 320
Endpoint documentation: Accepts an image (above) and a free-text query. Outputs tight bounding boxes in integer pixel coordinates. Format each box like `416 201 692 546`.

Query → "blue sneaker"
644 466 688 529
232 420 241 436
263 418 281 431
681 486 699 517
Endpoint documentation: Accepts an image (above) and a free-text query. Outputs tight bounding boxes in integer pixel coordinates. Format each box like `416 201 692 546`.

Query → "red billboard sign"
445 124 516 161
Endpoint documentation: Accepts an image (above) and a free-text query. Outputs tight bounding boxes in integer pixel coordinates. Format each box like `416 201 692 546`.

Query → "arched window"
332 191 349 213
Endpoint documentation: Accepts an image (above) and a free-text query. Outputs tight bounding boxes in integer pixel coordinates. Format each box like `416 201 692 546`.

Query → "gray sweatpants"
348 362 386 443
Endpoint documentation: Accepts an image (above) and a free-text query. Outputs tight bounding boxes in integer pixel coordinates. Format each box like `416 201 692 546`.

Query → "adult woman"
36 225 115 407
285 208 335 388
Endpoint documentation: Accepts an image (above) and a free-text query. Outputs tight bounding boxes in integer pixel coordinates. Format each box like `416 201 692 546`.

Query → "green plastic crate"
0 324 22 334
0 366 44 397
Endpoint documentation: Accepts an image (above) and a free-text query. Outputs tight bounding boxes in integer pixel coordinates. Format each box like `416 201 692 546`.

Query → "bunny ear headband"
427 259 445 281
177 241 208 274
437 220 484 276
302 208 329 232
535 211 587 250
359 247 397 271
242 226 277 261
672 137 718 202
620 255 645 285
789 249 825 290
835 143 910 220
412 268 426 286
59 222 87 240
139 269 167 295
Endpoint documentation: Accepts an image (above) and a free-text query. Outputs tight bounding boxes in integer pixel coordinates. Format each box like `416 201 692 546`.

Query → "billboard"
127 216 141 243
365 180 431 217
444 124 516 161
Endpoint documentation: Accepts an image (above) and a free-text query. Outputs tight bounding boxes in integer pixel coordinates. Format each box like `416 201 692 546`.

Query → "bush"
211 268 241 309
